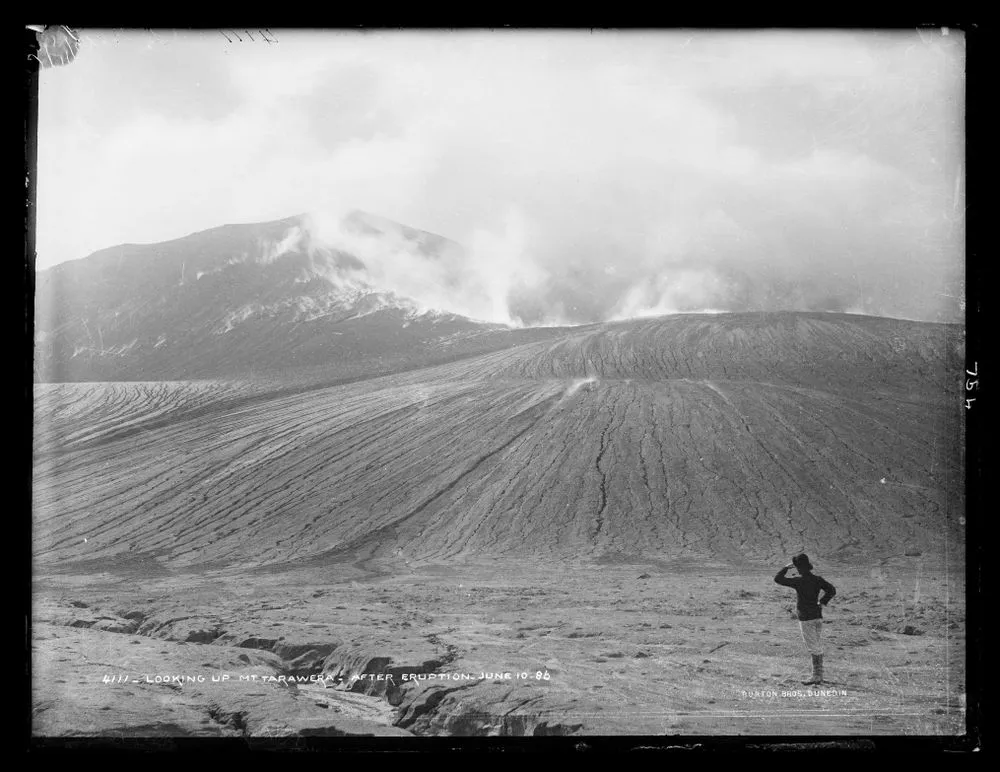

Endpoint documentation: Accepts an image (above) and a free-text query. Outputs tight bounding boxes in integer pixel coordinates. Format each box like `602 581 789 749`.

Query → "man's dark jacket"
775 567 836 621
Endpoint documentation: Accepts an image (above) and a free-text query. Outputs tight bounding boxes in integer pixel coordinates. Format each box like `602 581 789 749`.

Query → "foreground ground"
32 555 965 738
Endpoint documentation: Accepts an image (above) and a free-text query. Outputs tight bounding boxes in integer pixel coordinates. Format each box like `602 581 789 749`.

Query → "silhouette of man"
774 553 836 685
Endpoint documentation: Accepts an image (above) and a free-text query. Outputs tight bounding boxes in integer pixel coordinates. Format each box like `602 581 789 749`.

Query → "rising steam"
564 376 597 397
552 376 599 409
298 209 547 326
290 209 738 328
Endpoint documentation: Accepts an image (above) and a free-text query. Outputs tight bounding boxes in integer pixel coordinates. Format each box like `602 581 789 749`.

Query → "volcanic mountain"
33 211 965 568
33 211 557 384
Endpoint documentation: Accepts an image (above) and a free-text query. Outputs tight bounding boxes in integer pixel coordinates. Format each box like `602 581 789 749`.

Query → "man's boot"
802 654 823 685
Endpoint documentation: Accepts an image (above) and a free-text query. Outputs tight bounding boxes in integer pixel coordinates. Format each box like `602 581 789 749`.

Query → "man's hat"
792 553 813 571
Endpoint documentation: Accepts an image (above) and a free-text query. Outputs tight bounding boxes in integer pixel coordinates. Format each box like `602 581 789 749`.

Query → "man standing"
774 553 837 685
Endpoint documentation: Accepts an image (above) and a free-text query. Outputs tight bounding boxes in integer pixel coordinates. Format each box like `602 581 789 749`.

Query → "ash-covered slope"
441 312 960 391
33 212 548 383
33 313 964 569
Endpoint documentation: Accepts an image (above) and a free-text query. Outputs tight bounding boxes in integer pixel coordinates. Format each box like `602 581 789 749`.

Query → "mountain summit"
33 213 523 383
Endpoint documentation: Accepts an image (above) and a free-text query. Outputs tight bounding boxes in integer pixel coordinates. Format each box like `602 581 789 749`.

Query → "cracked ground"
32 313 967 737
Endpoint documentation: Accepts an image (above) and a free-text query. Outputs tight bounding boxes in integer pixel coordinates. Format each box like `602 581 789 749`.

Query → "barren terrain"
33 558 965 738
32 312 966 738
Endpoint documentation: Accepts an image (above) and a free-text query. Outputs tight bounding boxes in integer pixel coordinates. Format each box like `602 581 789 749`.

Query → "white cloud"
36 29 964 324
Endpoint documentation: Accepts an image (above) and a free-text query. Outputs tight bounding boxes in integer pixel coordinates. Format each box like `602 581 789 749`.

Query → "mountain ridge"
33 212 527 383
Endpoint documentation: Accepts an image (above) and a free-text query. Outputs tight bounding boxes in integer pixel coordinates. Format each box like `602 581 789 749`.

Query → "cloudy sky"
37 28 965 325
